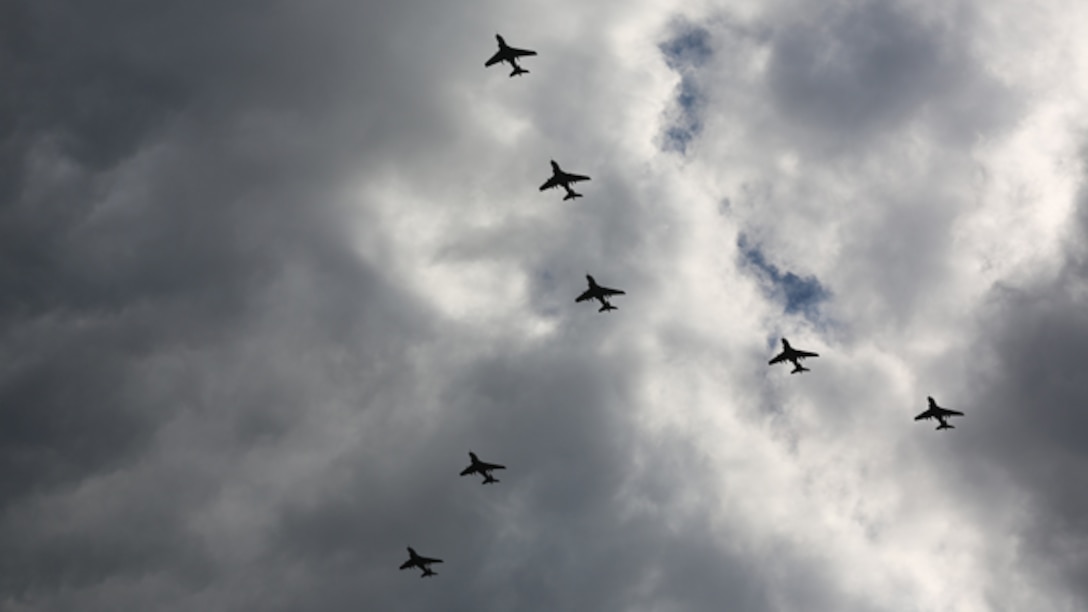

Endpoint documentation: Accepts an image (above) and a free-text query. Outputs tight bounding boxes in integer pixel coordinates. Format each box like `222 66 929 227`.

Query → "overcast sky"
2 0 1088 610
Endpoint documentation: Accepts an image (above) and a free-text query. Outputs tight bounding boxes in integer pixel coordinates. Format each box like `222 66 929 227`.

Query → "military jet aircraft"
485 34 537 77
768 338 819 374
540 160 590 200
576 275 625 310
460 451 506 484
914 396 964 430
400 547 443 577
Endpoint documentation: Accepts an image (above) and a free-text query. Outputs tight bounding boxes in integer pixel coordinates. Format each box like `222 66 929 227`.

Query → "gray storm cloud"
2 0 1087 611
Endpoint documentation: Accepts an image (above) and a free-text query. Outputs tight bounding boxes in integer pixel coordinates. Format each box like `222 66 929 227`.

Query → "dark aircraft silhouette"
400 547 443 577
540 160 590 200
460 451 506 484
914 396 964 430
576 275 625 310
485 34 537 77
768 338 819 374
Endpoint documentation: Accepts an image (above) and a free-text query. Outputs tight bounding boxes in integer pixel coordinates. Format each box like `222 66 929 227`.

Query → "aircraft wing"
508 46 537 58
480 461 506 471
938 407 964 417
539 176 562 191
599 286 625 297
564 172 590 184
575 288 596 303
485 50 507 67
399 559 417 569
913 409 936 421
459 465 478 476
768 351 789 365
420 556 443 565
793 349 819 358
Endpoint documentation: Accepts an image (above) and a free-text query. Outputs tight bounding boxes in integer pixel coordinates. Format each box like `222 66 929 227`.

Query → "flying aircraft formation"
460 451 506 484
768 338 819 374
399 547 444 578
914 396 965 430
575 274 626 312
485 34 537 77
401 32 968 579
540 160 591 201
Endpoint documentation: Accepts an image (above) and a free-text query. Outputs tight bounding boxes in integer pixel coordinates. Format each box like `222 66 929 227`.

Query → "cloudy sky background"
2 0 1088 610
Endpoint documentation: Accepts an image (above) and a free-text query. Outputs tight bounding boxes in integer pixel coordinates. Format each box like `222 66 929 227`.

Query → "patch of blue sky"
659 73 704 154
737 234 831 321
660 26 713 70
658 26 712 155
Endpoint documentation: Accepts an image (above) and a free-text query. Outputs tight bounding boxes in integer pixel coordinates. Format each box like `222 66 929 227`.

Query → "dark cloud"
266 346 786 612
947 177 1088 606
765 0 1017 153
0 0 442 608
